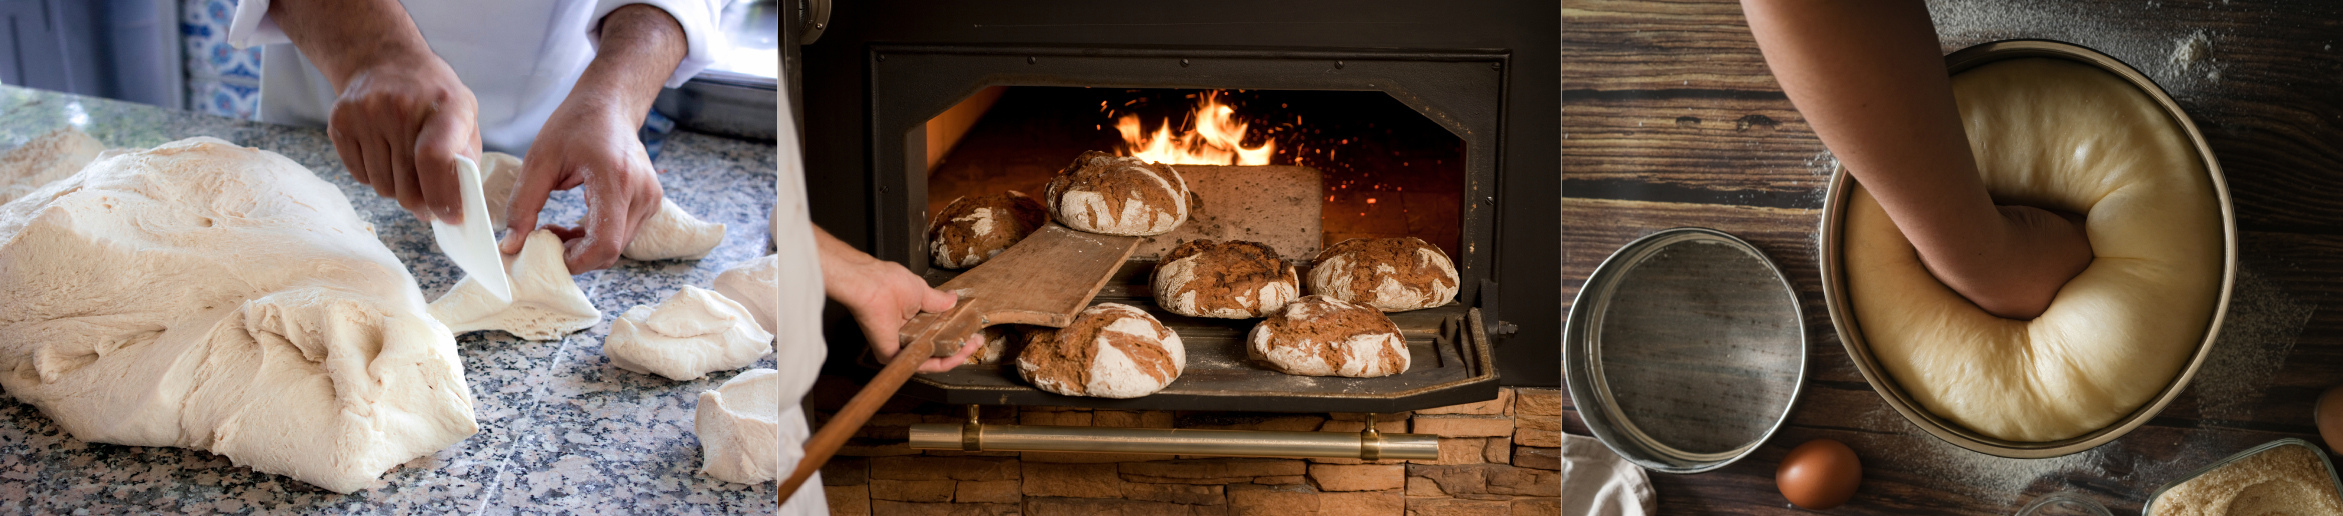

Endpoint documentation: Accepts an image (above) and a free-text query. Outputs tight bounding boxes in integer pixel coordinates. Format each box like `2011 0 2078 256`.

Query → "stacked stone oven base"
804 382 1562 516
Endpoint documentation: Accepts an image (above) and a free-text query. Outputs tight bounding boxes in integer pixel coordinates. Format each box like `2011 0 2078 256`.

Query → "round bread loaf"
1307 237 1459 312
968 326 1012 366
1153 239 1301 318
1016 304 1185 398
1247 295 1409 378
1043 151 1189 236
968 325 1049 366
929 191 1048 269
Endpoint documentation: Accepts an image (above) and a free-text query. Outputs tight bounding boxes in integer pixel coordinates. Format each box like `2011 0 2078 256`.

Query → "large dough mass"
1845 58 2222 442
0 137 479 492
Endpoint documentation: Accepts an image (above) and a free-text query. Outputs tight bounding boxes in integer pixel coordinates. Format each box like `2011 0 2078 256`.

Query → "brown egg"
2320 385 2343 453
1777 439 1861 510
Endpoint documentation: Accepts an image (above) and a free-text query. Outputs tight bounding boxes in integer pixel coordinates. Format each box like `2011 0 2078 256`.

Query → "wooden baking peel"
779 222 1141 496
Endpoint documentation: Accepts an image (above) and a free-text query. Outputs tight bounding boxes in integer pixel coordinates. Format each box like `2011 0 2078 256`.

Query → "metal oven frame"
795 1 1561 389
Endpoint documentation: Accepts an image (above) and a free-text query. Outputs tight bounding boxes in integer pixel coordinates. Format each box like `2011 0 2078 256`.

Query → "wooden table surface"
1563 1 2343 513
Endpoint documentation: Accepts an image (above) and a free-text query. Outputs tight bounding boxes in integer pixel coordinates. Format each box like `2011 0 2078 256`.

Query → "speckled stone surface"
0 86 781 513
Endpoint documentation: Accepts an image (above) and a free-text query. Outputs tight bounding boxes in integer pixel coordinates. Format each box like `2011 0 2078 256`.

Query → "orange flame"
1115 91 1275 166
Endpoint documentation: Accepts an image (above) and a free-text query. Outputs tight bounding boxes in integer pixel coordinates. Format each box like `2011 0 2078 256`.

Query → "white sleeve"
591 0 729 88
224 0 292 48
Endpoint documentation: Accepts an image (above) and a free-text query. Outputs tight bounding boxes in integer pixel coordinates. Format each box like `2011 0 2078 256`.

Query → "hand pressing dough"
0 137 478 493
929 191 1048 269
604 286 774 381
427 229 602 340
1016 304 1185 398
1153 239 1301 318
0 128 104 205
1307 237 1459 312
473 151 725 261
1044 151 1189 236
1844 58 2222 442
1247 295 1409 378
697 368 781 484
713 254 780 334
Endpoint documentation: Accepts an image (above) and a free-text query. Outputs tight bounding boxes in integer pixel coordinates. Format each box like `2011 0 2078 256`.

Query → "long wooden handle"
778 299 982 499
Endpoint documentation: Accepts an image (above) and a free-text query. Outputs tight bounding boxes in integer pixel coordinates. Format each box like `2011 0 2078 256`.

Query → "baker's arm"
814 226 987 373
1741 0 2092 320
243 0 481 224
499 4 690 273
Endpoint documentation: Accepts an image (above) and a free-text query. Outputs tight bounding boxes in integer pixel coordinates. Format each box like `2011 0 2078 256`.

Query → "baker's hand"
499 103 664 274
328 51 482 224
816 226 985 372
1922 205 2094 320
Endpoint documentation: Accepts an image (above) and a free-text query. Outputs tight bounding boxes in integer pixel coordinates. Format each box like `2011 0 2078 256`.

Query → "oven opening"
919 86 1466 267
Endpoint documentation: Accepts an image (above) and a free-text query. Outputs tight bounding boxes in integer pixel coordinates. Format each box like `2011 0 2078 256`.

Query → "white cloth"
1563 433 1656 516
227 0 726 153
768 23 828 514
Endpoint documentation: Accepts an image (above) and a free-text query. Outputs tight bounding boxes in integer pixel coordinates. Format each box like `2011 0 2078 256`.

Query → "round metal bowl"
1818 40 2238 458
1566 228 1808 474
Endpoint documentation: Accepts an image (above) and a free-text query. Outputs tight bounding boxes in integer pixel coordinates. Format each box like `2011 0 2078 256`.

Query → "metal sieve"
1565 227 1808 474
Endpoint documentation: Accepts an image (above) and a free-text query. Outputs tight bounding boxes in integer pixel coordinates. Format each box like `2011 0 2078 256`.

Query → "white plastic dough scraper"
431 156 513 302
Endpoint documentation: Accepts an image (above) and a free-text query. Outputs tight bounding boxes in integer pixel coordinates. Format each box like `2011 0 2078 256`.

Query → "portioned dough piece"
1846 58 2223 442
0 137 478 493
0 128 105 205
713 254 780 334
604 286 774 381
1248 295 1409 378
622 198 727 261
473 152 724 261
697 368 781 484
1016 304 1185 398
428 229 601 340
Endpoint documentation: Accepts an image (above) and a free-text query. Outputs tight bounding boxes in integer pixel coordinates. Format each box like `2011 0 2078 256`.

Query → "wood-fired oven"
795 2 1558 416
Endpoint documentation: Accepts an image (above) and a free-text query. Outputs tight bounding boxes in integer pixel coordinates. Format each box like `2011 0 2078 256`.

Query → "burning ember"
1114 91 1276 166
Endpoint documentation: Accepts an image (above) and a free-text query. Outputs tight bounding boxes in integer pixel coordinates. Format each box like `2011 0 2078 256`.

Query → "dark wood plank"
1565 0 2343 512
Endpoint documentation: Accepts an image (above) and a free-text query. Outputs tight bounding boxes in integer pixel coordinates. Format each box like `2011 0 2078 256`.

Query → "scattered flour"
1928 1 2235 95
1864 426 2116 506
2169 31 2223 82
2191 267 2315 421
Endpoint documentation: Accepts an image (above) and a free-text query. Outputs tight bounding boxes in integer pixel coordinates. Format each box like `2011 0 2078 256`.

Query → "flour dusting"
1867 430 2116 506
2192 268 2315 420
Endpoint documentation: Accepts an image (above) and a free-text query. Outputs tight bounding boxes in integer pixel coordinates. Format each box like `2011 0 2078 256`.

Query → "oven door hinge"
1476 279 1517 338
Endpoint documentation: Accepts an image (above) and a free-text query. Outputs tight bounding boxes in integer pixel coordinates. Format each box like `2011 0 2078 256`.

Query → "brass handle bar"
907 423 1440 460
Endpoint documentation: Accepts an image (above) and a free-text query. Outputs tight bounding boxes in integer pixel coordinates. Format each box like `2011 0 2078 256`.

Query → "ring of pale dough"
1845 58 2223 443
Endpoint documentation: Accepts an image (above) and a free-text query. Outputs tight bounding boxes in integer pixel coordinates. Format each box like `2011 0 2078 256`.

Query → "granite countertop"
0 85 781 514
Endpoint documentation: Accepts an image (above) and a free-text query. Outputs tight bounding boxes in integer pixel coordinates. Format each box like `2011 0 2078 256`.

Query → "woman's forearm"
1742 0 2004 260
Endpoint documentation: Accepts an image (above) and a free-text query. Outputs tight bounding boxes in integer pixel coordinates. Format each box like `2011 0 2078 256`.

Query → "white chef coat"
770 42 829 513
226 0 726 154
